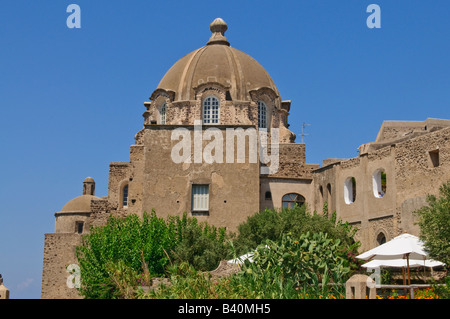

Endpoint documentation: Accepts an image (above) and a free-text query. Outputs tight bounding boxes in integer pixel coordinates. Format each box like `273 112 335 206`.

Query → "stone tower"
82 177 95 196
0 274 10 299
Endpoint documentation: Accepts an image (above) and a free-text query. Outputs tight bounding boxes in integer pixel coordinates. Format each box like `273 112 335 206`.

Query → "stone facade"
311 119 450 252
41 18 450 299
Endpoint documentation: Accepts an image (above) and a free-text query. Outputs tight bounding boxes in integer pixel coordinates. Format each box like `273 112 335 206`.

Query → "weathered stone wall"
267 143 319 180
141 125 260 232
260 177 313 212
54 212 90 233
312 125 450 252
41 233 83 299
317 146 397 252
312 163 338 215
394 126 450 234
108 162 130 206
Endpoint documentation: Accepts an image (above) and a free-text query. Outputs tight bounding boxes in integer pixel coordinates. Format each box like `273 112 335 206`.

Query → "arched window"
377 232 387 245
258 101 267 129
122 184 129 208
344 177 356 204
160 103 166 124
203 96 220 124
282 193 305 209
326 183 332 213
373 169 386 198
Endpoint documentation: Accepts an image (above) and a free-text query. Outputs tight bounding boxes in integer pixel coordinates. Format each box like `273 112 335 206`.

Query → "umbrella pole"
402 267 406 295
406 253 411 298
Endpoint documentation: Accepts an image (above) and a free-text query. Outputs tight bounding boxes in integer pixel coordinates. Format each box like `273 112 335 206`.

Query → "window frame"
191 184 210 215
258 100 267 129
202 96 220 125
282 193 305 209
429 149 439 168
160 102 166 125
75 221 84 234
122 184 129 208
372 169 386 198
344 177 356 204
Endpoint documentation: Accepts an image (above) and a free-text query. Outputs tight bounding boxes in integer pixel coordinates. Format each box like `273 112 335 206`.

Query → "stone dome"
154 18 280 102
60 195 100 213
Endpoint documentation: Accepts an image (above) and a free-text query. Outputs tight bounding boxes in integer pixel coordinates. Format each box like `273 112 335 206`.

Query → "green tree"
170 213 231 271
244 232 351 298
414 181 450 267
76 212 231 298
232 205 360 271
76 212 177 298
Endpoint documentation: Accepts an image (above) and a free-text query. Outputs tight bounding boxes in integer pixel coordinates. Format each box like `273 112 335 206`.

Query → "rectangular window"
192 185 209 215
122 185 129 208
76 221 84 234
203 97 220 125
429 149 439 168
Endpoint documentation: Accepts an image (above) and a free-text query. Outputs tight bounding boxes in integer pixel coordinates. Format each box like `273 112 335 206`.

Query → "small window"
192 185 209 215
429 149 439 168
377 232 386 245
373 169 386 198
160 103 166 124
258 101 267 129
344 177 356 204
203 96 220 125
75 221 84 234
326 184 332 213
122 185 129 208
282 193 305 209
265 191 272 200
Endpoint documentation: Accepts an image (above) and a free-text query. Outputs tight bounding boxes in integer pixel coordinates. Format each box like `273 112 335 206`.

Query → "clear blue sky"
0 0 449 299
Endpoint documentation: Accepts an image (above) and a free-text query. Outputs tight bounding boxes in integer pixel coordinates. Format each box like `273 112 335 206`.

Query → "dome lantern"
207 18 230 46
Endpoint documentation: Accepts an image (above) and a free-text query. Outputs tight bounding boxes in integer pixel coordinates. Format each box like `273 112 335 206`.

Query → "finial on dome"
207 18 230 46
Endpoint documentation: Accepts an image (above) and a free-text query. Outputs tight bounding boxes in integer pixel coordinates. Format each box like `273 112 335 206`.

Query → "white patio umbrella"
356 233 434 286
227 252 254 265
361 258 445 269
227 245 270 265
357 234 428 261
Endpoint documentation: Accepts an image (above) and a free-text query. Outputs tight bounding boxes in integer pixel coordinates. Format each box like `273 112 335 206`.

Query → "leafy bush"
76 213 177 298
414 181 450 267
76 206 360 299
239 232 350 298
170 214 231 271
145 232 350 299
233 205 361 272
76 212 231 299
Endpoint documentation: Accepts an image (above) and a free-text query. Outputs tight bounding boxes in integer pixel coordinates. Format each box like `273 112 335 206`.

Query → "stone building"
0 275 10 299
41 18 450 298
311 118 450 252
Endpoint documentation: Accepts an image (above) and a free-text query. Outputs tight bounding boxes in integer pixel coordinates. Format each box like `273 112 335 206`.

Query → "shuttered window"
192 185 209 214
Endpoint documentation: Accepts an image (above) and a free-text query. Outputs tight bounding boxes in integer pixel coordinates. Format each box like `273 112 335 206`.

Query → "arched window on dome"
282 193 305 209
203 96 220 125
160 103 166 125
258 101 267 129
